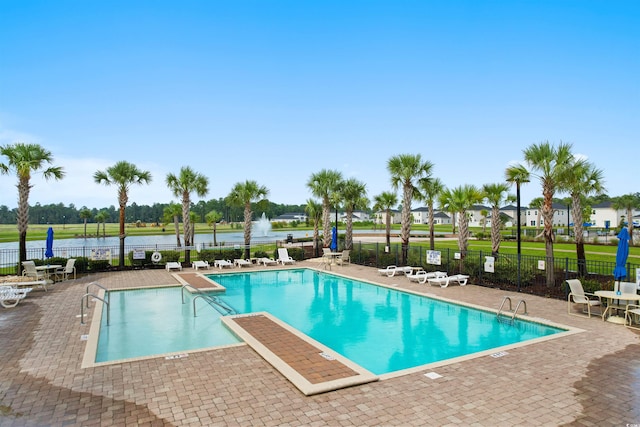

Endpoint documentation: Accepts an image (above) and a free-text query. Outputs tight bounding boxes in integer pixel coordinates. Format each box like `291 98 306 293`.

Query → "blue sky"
1 1 638 211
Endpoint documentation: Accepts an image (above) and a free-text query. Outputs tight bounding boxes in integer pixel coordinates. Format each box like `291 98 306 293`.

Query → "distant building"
374 210 401 225
272 213 307 223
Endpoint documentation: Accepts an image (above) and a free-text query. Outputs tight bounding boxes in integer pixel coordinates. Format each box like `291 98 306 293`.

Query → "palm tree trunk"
173 216 182 247
491 207 501 256
428 205 435 251
400 186 412 265
181 196 191 265
542 193 555 287
385 209 391 249
627 208 634 245
345 209 353 250
243 204 252 259
17 178 30 274
83 220 87 238
322 198 331 248
118 204 127 268
213 223 218 246
572 196 587 276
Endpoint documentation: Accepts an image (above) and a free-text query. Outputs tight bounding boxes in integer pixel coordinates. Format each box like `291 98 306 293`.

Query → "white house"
525 203 572 227
374 210 402 225
499 204 528 227
272 213 308 224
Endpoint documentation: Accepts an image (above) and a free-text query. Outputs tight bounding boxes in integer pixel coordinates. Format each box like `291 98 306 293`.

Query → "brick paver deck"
1 262 639 426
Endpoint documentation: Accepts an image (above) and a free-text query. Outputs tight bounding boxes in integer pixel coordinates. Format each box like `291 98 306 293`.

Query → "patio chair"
55 258 76 281
606 281 638 318
258 257 278 266
624 304 640 331
277 248 296 265
566 279 602 318
22 261 46 281
192 260 210 270
335 250 350 266
408 270 447 284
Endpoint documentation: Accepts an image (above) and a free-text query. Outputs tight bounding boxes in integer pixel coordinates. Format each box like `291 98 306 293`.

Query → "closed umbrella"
45 227 54 259
613 227 629 293
330 226 338 252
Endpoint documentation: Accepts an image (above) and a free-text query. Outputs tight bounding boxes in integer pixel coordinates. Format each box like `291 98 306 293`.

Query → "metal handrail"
81 293 109 325
86 282 109 308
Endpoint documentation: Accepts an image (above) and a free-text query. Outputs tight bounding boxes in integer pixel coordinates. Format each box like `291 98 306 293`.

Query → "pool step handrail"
85 282 109 308
497 296 528 322
81 292 109 325
181 283 237 316
192 294 236 317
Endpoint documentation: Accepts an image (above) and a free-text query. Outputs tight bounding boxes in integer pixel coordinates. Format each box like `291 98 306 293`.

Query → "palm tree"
339 178 368 250
439 185 484 259
372 191 398 250
613 194 640 245
387 154 434 265
523 141 573 287
482 183 512 256
94 161 151 268
225 180 269 259
205 210 223 246
166 166 208 265
305 199 323 257
162 202 183 247
0 143 65 272
79 208 92 238
559 159 605 275
418 178 444 251
307 169 343 248
480 209 489 234
94 210 109 238
505 164 530 256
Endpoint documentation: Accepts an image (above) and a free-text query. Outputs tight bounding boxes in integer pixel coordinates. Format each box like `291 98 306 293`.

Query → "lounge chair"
214 259 233 269
277 248 296 265
234 259 253 268
428 274 469 288
566 279 602 318
258 257 278 266
166 262 183 271
407 270 447 284
377 265 412 277
55 258 76 281
192 260 210 270
0 285 30 308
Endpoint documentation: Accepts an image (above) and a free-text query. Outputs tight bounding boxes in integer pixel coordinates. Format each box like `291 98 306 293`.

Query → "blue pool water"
96 269 565 374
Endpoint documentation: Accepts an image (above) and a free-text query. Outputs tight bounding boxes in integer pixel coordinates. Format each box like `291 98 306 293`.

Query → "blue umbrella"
613 227 629 292
45 226 54 258
330 226 338 252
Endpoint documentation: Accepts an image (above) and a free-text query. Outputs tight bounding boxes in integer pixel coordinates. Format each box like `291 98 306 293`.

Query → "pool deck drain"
222 312 378 395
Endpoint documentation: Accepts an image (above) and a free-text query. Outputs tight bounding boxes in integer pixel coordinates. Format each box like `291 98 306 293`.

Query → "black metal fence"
2 239 637 301
348 241 639 300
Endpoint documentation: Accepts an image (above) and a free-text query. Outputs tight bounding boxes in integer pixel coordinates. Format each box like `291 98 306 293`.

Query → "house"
590 201 640 228
411 207 430 224
339 211 370 223
499 204 528 227
374 210 402 225
525 203 572 227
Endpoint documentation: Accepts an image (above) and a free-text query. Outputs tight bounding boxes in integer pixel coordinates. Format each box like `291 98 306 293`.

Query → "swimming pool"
91 268 568 375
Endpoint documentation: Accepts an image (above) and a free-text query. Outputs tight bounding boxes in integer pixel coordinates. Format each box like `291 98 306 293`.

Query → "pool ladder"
497 296 528 323
181 284 237 317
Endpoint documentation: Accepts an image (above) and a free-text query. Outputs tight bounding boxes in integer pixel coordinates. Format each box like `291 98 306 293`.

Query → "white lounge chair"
258 257 278 266
428 274 469 288
277 248 296 265
55 258 76 281
0 285 30 308
377 265 412 277
192 260 210 270
234 259 253 268
407 270 447 284
335 250 350 266
566 279 602 318
166 262 182 271
214 259 233 269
